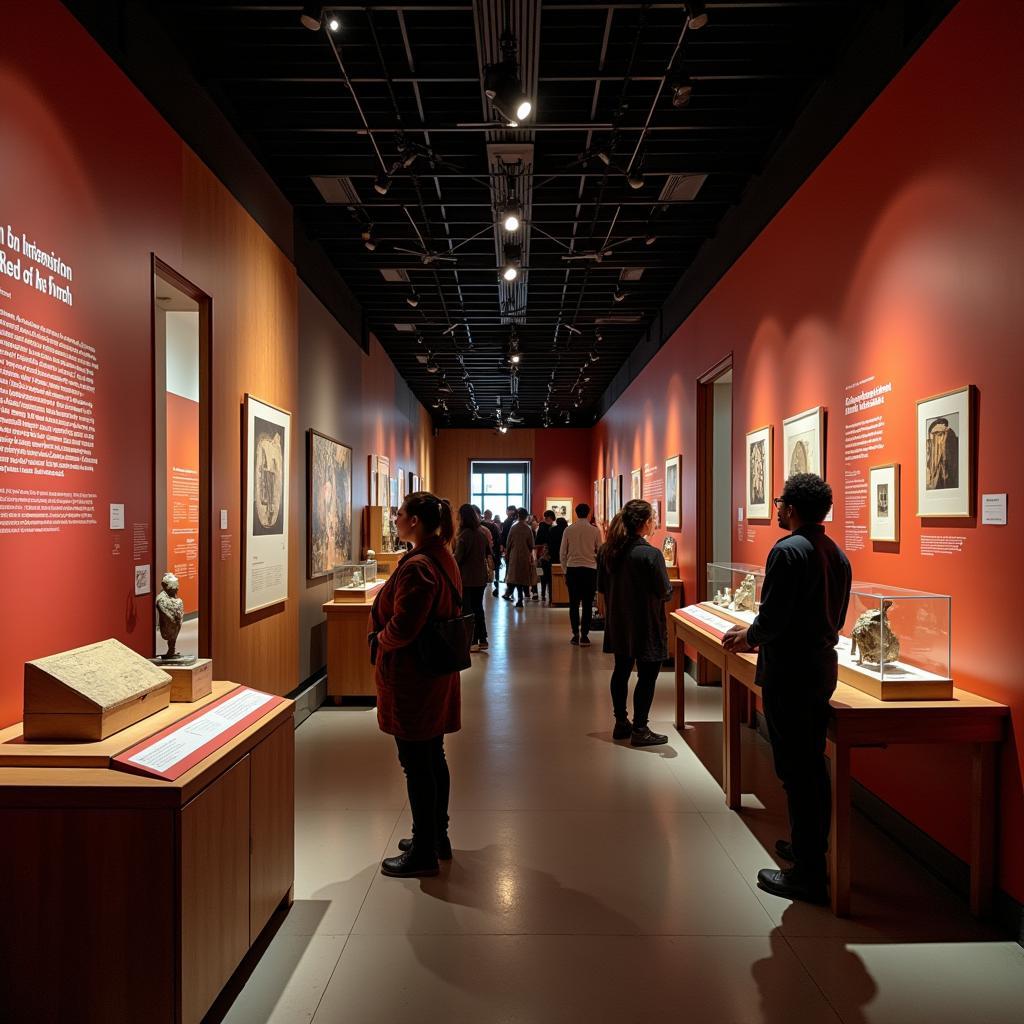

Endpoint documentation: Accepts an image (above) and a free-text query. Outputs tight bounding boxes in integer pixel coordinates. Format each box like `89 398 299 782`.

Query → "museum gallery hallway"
209 600 1024 1024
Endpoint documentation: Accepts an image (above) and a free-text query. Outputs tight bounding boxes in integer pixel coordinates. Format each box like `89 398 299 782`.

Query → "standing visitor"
369 491 461 877
597 500 673 747
560 503 600 646
454 504 490 652
526 514 541 599
500 505 518 598
482 510 502 595
535 509 556 603
503 507 535 607
723 473 852 904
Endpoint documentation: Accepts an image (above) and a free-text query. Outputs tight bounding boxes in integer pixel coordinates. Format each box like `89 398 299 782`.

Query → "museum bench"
0 682 295 1024
671 611 1008 919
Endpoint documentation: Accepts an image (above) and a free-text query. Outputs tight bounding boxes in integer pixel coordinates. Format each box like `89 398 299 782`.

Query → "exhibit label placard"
113 685 284 780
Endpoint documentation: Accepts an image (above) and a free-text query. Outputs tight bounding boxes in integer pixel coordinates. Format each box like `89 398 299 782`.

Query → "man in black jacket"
723 473 851 904
500 505 518 598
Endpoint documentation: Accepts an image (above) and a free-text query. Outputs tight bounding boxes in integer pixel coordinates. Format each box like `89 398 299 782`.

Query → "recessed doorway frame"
152 255 213 659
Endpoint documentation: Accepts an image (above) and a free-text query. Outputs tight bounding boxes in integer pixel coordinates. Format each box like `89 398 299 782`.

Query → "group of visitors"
366 475 853 911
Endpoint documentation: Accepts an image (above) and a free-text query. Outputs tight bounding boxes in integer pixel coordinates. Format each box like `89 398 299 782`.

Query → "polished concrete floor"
210 596 1024 1023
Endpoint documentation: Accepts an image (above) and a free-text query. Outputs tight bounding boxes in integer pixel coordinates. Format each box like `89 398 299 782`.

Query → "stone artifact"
731 574 757 613
24 638 172 741
714 587 732 607
662 535 676 567
350 568 364 588
850 600 901 667
155 572 188 661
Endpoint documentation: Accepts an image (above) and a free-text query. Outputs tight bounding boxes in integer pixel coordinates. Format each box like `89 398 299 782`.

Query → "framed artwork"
630 468 641 500
664 454 681 529
397 468 406 505
307 429 352 580
410 472 420 494
917 385 973 517
745 425 773 519
593 479 602 523
782 405 825 480
244 394 290 613
545 497 573 520
650 499 661 530
617 474 624 512
869 463 900 542
604 477 614 520
389 475 399 508
368 454 390 507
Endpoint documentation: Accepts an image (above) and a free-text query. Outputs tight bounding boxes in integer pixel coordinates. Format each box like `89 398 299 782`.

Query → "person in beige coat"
503 507 535 607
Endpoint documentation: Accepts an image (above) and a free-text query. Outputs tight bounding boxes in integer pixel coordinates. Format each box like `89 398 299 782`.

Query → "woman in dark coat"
369 491 461 876
453 503 491 651
503 507 535 607
597 499 673 747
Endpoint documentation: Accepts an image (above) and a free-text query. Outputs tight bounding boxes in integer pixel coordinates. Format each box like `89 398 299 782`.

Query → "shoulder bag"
411 550 475 675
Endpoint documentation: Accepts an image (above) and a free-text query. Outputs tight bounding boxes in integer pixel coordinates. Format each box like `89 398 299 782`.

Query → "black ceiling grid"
132 1 891 427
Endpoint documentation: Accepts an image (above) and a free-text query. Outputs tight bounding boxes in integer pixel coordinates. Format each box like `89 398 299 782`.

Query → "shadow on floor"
585 730 679 758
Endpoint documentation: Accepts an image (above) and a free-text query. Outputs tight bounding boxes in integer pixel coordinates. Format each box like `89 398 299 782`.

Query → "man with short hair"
535 509 556 603
724 473 852 905
559 503 600 646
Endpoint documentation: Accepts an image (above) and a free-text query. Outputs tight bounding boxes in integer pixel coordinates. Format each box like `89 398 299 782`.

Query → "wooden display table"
551 564 569 606
324 591 380 700
0 682 294 1024
671 611 1008 919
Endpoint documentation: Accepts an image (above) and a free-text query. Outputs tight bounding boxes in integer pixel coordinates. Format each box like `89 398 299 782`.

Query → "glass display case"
703 562 953 700
332 559 379 601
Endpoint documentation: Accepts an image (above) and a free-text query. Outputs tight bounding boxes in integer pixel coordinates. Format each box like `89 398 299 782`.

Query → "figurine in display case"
731 573 757 613
155 572 191 662
661 535 676 567
333 559 379 593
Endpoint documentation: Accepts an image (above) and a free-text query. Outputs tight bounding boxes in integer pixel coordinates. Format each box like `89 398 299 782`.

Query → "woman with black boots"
370 491 462 876
597 499 674 747
454 503 490 651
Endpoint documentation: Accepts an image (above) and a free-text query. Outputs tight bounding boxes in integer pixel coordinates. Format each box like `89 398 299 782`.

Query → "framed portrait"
368 454 390 507
307 429 353 580
630 468 641 500
664 454 681 529
782 406 825 480
604 477 614 520
397 468 405 505
389 475 399 508
593 479 602 523
917 385 973 517
244 394 290 613
410 472 420 494
650 499 661 530
869 463 900 542
545 496 573 520
745 425 773 520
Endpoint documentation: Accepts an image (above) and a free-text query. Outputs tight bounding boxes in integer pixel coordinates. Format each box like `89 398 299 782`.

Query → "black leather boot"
380 850 439 878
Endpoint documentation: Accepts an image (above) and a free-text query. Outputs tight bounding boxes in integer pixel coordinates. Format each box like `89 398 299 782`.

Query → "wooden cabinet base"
0 684 294 1024
324 597 378 698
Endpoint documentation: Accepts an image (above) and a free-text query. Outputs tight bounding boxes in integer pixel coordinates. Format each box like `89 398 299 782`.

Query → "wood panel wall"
182 150 300 696
432 429 538 509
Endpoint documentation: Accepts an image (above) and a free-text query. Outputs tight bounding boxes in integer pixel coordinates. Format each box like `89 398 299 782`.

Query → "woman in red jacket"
369 491 462 877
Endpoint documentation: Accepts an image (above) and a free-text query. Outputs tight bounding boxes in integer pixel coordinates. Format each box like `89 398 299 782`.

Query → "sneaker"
478 640 489 651
380 851 439 878
570 635 580 645
579 635 591 647
469 643 481 653
630 726 668 747
398 836 453 860
612 718 633 740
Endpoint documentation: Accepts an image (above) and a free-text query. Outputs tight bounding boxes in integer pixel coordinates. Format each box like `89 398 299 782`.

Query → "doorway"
152 258 211 659
696 357 733 684
470 460 532 518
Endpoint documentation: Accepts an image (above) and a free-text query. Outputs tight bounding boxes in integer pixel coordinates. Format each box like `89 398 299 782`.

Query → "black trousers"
464 584 487 642
566 566 597 637
395 735 450 857
540 558 553 597
610 655 660 729
762 682 833 880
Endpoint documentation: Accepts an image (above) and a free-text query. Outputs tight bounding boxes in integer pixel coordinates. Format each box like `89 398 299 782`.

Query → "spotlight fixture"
510 351 521 364
596 149 612 166
438 374 453 395
373 172 391 196
484 27 532 126
500 200 522 233
588 350 599 362
613 289 626 303
645 233 657 246
596 331 603 343
668 69 693 108
299 3 321 30
405 290 419 309
685 1 709 30
328 17 340 32
426 359 439 374
361 225 377 252
627 170 645 190
502 242 522 282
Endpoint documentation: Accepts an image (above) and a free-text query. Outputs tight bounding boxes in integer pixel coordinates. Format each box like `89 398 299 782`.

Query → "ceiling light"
501 201 521 232
685 2 709 30
502 242 521 282
596 149 611 166
588 350 599 362
328 17 340 32
503 265 518 282
406 291 419 308
515 98 532 121
510 352 521 364
373 172 391 196
668 70 693 108
627 170 645 190
426 360 439 374
645 233 657 246
613 289 626 303
361 225 377 252
300 3 322 30
484 57 532 127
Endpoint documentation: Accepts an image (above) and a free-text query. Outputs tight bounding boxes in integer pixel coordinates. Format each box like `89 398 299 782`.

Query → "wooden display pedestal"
324 593 378 699
373 550 403 577
333 581 385 604
836 661 953 702
165 658 214 702
0 683 295 1024
551 564 568 606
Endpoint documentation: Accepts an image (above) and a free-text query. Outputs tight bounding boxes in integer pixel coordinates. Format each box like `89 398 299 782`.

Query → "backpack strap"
410 549 463 609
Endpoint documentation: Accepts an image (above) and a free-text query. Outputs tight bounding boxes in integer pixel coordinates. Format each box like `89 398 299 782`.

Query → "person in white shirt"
559 503 601 645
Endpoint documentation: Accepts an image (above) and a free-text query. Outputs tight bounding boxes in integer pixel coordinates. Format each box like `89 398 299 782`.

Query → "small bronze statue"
155 572 185 661
850 599 901 667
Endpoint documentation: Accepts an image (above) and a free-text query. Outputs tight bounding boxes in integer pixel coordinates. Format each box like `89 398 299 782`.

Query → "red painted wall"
533 428 593 518
595 0 1024 901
